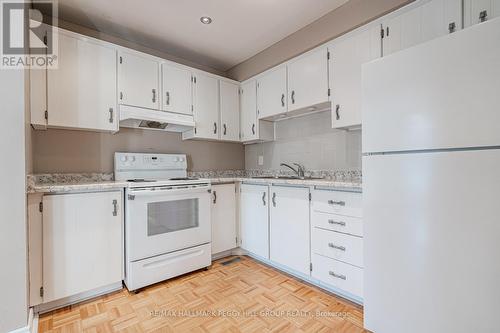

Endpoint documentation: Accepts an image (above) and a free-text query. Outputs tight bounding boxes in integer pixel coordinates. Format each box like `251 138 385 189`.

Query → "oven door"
126 185 211 262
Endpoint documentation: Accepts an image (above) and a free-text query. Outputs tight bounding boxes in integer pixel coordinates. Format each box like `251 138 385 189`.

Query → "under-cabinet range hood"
119 105 195 132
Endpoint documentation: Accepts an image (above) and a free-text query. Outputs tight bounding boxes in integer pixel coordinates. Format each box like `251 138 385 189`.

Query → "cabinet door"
42 191 122 303
47 33 117 131
211 184 237 254
269 186 310 275
257 66 287 119
383 6 422 56
161 63 192 115
421 0 462 40
193 73 219 139
240 184 269 259
118 51 160 110
287 47 329 112
331 27 377 128
240 80 258 141
220 81 240 141
464 0 500 27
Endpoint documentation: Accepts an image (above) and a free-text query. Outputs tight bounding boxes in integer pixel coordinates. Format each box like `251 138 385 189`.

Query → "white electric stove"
115 152 212 291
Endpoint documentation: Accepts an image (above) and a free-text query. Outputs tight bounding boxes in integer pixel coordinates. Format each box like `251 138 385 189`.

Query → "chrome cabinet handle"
108 108 114 123
166 91 170 105
152 89 156 103
213 122 217 134
281 93 285 107
251 123 255 135
329 271 346 280
272 192 276 207
223 124 227 135
328 200 345 206
448 22 456 33
328 243 346 251
328 219 346 226
112 199 118 216
480 10 488 22
335 104 340 120
262 192 266 206
120 92 123 100
213 191 217 204
291 90 295 104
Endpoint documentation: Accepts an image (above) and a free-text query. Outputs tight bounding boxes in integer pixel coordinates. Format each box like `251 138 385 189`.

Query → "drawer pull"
328 243 346 251
328 200 345 206
328 219 346 226
329 271 346 280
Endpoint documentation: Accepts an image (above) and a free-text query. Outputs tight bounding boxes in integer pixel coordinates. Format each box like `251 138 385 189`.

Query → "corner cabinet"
219 81 240 141
211 183 237 254
118 51 160 110
240 184 269 259
240 80 274 143
161 63 193 115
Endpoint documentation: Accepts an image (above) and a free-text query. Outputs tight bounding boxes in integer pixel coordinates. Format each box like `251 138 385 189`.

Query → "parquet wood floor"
39 256 367 333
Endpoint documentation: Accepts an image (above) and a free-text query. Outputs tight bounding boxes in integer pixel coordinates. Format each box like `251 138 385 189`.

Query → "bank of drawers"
311 189 363 298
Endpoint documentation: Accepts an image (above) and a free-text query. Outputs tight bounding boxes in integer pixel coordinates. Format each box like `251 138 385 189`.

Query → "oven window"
147 199 199 236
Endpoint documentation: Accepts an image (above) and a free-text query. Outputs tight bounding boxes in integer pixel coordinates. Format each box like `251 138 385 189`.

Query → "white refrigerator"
362 18 500 333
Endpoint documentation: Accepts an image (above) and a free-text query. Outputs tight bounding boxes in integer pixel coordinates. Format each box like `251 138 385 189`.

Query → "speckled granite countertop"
27 170 362 194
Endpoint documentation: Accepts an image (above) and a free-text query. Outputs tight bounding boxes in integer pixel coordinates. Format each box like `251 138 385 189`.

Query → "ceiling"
42 0 349 72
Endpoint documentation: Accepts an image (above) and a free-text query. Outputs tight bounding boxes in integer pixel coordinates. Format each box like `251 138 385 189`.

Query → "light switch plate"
258 155 264 166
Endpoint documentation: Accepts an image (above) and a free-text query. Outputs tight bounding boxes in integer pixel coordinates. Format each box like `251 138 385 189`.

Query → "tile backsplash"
245 111 361 172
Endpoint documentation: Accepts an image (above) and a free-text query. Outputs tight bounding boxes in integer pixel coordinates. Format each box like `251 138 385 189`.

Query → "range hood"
119 105 195 132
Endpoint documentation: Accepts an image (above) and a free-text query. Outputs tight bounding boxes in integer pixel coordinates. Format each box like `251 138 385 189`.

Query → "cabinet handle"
328 200 345 206
213 191 217 204
213 122 217 134
328 219 346 226
272 192 276 207
281 93 285 107
120 92 123 100
152 89 156 103
223 124 227 135
166 91 170 105
108 108 114 123
112 199 118 216
335 104 340 120
448 22 456 33
386 26 390 37
479 10 488 22
328 243 346 251
252 123 255 135
291 90 295 104
329 271 346 280
262 192 266 206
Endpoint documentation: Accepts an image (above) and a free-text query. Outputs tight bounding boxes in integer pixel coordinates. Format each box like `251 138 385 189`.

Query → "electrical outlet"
258 155 264 166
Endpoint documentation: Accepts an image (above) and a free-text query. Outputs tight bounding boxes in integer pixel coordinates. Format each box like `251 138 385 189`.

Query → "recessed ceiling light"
200 16 212 24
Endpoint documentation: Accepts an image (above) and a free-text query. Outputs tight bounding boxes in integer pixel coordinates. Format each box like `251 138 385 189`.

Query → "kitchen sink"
250 176 324 180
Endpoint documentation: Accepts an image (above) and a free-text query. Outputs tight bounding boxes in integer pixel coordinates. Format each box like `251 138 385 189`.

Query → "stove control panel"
114 152 187 171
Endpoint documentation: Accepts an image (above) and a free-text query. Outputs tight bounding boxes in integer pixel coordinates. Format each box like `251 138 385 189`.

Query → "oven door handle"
128 186 210 197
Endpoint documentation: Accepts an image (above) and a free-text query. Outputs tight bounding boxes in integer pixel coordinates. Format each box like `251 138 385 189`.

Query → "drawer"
312 253 363 298
312 211 363 237
311 189 362 218
312 228 363 268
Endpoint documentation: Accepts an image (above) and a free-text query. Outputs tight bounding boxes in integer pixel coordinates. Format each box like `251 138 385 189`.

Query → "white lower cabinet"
240 184 269 259
269 186 310 275
312 253 363 298
41 191 123 304
211 183 237 254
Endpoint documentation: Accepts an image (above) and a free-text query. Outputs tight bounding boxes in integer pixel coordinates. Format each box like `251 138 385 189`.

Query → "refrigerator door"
363 149 500 333
362 18 500 154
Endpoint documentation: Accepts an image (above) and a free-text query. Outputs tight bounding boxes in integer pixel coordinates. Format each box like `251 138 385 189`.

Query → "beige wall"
32 128 244 173
226 0 414 81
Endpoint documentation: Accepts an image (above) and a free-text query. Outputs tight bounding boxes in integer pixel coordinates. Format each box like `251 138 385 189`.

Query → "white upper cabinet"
257 65 287 119
464 0 500 27
240 184 269 259
161 63 192 115
330 26 379 129
191 72 219 139
219 81 240 141
118 51 160 110
287 47 329 112
46 32 117 132
240 80 258 141
421 0 463 39
211 183 237 254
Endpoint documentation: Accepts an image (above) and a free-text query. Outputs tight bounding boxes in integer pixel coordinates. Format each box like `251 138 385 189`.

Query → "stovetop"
125 177 210 188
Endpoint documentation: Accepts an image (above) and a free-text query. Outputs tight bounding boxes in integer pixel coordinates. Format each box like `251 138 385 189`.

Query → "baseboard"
7 308 35 333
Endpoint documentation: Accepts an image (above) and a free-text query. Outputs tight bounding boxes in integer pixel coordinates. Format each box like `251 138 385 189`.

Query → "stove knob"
130 156 136 162
174 157 179 162
120 155 128 162
179 157 185 162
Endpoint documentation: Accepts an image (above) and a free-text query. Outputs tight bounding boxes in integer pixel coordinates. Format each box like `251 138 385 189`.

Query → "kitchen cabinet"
118 50 160 110
269 186 310 275
161 63 192 115
240 80 274 143
257 66 287 119
464 0 500 27
211 183 237 254
41 191 123 303
330 27 378 128
219 81 240 141
240 184 269 259
287 47 329 113
187 72 219 140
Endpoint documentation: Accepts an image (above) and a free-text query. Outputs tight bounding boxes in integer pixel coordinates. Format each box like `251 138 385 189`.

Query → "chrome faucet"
280 163 305 179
